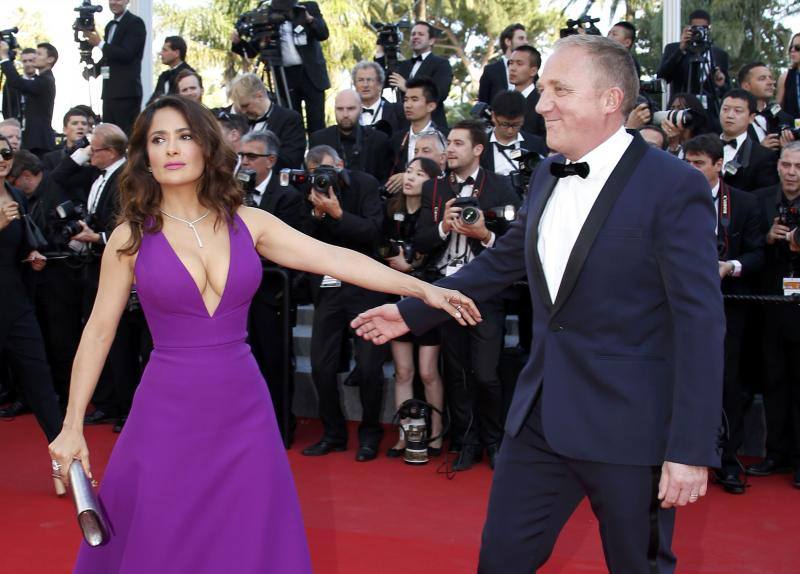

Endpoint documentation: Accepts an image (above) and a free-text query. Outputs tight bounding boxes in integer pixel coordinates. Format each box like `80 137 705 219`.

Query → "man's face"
742 66 775 100
64 115 89 146
689 18 710 28
34 47 53 71
492 113 524 143
0 126 21 151
685 151 722 187
404 87 434 122
354 67 381 105
239 140 275 185
505 29 528 53
719 97 753 138
413 135 446 170
508 50 537 87
236 92 268 120
446 128 482 172
178 75 203 102
160 42 180 66
334 92 361 132
109 0 129 17
640 127 666 149
607 26 632 50
410 24 433 54
20 53 36 77
778 149 800 196
90 135 118 170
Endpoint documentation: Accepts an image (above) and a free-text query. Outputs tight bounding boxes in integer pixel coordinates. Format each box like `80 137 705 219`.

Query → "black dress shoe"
713 469 745 494
746 458 791 476
302 440 347 456
486 443 501 470
453 445 482 471
356 445 378 462
83 409 115 425
113 416 127 433
0 400 30 418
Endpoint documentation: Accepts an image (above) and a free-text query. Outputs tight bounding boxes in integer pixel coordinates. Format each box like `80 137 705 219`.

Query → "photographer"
353 61 405 134
147 36 195 105
230 73 306 169
1 47 36 123
42 108 90 172
309 89 392 183
478 23 528 105
750 142 800 489
299 145 387 462
414 119 520 471
683 135 765 494
508 46 545 138
0 41 58 156
737 62 794 150
231 0 331 134
657 9 730 122
84 0 146 136
660 92 711 157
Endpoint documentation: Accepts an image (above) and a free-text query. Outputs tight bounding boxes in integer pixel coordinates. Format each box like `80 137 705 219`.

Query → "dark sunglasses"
790 45 800 53
237 152 274 161
0 148 13 160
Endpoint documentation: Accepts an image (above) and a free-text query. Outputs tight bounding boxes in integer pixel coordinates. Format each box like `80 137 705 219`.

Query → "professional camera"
779 124 800 140
653 108 694 129
508 148 543 195
236 168 258 206
236 0 305 67
377 238 413 262
73 0 103 67
452 196 481 224
280 165 348 195
687 25 711 56
778 205 800 228
0 27 19 60
53 200 87 244
469 102 493 129
394 399 445 465
371 20 410 76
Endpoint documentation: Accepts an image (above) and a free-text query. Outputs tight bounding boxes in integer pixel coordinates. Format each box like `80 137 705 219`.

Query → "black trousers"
276 64 326 133
0 308 62 442
720 303 749 472
310 284 388 446
479 397 676 574
102 96 141 136
441 297 505 447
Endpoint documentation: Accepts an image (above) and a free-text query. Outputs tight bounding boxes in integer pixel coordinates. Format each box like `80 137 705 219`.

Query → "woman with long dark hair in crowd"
47 96 479 572
383 156 445 457
660 92 712 157
777 32 800 121
0 134 64 495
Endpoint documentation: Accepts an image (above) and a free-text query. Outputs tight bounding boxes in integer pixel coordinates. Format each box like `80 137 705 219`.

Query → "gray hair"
415 129 446 152
0 118 22 130
553 34 639 116
240 129 280 157
230 73 268 103
781 141 800 156
306 145 341 167
351 61 386 87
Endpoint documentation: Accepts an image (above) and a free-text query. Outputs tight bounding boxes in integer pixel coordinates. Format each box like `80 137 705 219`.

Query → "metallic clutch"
69 462 110 547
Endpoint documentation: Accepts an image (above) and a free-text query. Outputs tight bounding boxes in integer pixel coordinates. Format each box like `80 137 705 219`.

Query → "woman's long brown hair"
117 96 241 255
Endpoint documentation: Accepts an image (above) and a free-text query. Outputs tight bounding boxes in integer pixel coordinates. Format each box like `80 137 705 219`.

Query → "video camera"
371 20 410 76
560 0 601 38
72 0 103 67
236 0 305 67
280 165 349 196
0 27 19 61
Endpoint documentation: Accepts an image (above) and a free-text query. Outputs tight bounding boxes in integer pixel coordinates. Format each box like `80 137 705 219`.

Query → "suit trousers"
478 396 677 574
720 303 749 471
310 283 388 446
277 64 326 134
441 297 505 447
102 97 142 136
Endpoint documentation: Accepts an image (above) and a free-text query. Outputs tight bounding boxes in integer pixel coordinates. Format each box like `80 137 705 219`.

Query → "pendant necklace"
160 210 211 248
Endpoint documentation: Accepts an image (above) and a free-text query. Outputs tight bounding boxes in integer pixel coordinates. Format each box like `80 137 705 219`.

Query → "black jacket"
1 73 24 122
251 104 307 170
96 10 147 100
365 98 407 137
0 62 55 152
309 125 392 183
657 42 730 109
478 58 508 105
385 53 453 129
755 184 800 294
480 130 547 174
716 181 765 294
522 89 546 139
721 135 779 192
147 61 195 105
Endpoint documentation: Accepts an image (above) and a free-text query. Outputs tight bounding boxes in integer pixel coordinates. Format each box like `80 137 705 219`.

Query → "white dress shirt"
537 126 633 299
518 83 536 99
280 21 303 67
407 120 434 165
490 132 524 176
87 157 126 216
752 115 768 142
409 51 431 78
721 132 747 167
359 99 384 126
252 170 273 206
99 10 127 50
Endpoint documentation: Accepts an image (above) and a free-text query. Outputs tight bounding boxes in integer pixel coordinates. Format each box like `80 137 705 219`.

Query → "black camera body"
778 205 800 229
372 20 410 76
280 165 349 196
469 101 493 129
0 27 19 61
378 238 414 262
508 148 543 196
688 25 711 55
452 196 481 225
237 168 258 206
560 15 601 38
779 124 800 140
73 1 103 66
53 200 87 244
236 0 303 67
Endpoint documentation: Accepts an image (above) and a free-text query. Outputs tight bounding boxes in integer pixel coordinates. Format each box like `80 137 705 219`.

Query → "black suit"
657 42 730 118
147 61 195 105
721 135 779 192
309 125 392 183
480 130 547 175
0 63 55 154
1 69 26 122
478 58 509 105
95 10 147 135
521 89 546 139
390 53 453 129
250 103 306 170
362 98 406 136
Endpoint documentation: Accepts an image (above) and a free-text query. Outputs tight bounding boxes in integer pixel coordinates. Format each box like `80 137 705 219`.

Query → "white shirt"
409 51 431 78
752 115 768 142
721 132 747 167
99 10 127 49
537 126 633 299
87 157 126 216
280 21 303 67
407 121 434 165
518 83 536 99
253 170 273 206
359 99 384 126
490 132 524 176
711 181 742 277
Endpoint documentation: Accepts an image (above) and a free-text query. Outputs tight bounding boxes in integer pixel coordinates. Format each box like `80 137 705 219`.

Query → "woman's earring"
146 165 152 173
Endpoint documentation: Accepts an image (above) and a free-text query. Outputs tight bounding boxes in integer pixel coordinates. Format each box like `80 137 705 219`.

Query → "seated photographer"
776 32 800 121
231 1 331 133
683 134 765 494
0 41 58 156
299 145 388 462
750 141 800 489
508 45 546 138
382 157 444 457
216 110 249 155
657 9 730 121
478 23 528 105
176 69 204 104
639 125 669 150
352 61 405 134
147 36 195 105
230 73 306 170
42 108 91 172
0 119 22 152
737 62 794 151
414 119 520 471
309 89 392 183
660 92 711 157
719 89 779 192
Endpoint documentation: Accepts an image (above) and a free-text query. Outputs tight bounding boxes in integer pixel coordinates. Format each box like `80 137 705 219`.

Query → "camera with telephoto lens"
53 200 87 244
688 25 711 56
377 238 413 262
236 168 258 206
779 124 800 140
778 205 800 229
372 20 410 76
73 1 103 67
0 27 19 60
508 148 543 196
280 165 348 196
653 108 694 129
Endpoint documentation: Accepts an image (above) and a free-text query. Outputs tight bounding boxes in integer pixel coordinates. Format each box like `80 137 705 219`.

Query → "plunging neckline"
158 217 233 319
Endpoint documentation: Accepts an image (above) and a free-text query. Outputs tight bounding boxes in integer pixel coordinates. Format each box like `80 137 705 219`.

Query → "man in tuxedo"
1 48 36 123
230 73 306 169
657 9 730 121
684 134 765 494
352 61 405 134
0 41 58 156
607 21 642 79
719 89 779 192
353 35 724 572
85 0 146 135
412 119 520 470
508 45 546 138
737 62 793 151
147 36 195 105
384 21 453 130
176 70 204 104
238 130 307 445
309 89 392 183
42 108 90 172
478 23 528 105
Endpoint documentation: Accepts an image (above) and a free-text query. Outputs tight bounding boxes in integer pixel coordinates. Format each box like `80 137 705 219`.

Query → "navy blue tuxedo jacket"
398 131 725 467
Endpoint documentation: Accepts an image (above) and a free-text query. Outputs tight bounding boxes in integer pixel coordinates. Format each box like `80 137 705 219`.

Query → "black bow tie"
411 55 423 64
458 176 475 191
361 108 374 115
495 142 516 152
99 169 107 177
249 113 269 127
722 138 738 149
550 161 590 179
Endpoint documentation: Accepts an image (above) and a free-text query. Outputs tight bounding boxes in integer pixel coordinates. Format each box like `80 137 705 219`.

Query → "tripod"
256 58 294 111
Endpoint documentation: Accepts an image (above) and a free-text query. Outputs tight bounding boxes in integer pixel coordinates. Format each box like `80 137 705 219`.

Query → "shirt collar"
720 131 748 147
102 157 126 179
362 99 381 112
518 83 536 98
711 181 720 200
255 170 272 194
490 131 524 145
410 121 434 137
414 50 432 62
455 166 481 184
114 10 128 23
574 125 633 181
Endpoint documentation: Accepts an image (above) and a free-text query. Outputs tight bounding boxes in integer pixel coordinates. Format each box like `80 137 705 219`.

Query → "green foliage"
5 7 49 49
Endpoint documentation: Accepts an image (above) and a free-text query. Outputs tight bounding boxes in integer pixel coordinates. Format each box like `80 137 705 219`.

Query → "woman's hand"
386 253 413 273
25 250 47 271
420 285 482 327
0 201 20 231
49 428 92 488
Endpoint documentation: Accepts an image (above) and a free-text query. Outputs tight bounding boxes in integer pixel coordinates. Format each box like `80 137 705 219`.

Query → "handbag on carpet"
69 462 110 547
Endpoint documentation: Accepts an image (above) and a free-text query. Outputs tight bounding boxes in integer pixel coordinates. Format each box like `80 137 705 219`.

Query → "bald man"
309 89 392 182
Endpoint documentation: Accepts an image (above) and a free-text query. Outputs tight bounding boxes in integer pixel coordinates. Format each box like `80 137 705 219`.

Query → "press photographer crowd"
2 0 800 493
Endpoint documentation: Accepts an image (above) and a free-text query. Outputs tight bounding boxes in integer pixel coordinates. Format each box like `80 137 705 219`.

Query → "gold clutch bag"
68 462 110 547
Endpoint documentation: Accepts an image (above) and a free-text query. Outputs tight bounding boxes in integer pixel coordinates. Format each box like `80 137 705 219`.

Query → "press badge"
783 277 800 296
320 275 342 288
100 66 110 80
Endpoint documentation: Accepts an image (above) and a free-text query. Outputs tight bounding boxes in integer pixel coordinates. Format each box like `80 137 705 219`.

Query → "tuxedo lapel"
528 170 559 310
550 132 648 317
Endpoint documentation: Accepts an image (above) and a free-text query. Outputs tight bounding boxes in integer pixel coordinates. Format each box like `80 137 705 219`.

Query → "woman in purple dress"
47 96 480 573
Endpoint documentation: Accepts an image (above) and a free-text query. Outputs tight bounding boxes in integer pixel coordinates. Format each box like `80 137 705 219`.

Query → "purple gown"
74 214 312 573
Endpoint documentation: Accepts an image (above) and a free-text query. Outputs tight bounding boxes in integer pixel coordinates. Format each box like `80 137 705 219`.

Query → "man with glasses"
481 90 547 179
352 61 405 134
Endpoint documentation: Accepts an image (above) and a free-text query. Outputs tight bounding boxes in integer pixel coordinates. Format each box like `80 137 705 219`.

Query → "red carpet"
1 413 799 573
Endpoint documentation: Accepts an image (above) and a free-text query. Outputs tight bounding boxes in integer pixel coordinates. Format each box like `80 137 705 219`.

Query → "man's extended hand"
658 461 708 508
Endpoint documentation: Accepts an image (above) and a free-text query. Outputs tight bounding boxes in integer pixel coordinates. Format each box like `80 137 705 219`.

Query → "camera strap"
717 182 731 258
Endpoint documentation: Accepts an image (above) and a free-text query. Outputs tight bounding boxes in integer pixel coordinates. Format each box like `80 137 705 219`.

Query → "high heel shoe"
53 476 67 497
